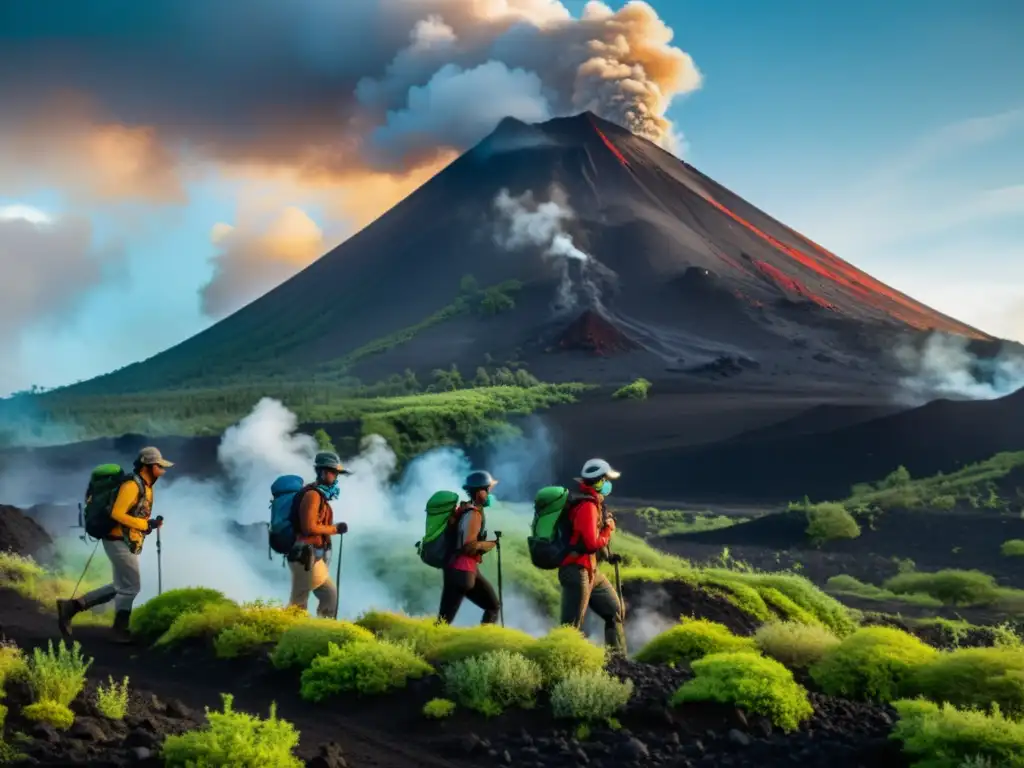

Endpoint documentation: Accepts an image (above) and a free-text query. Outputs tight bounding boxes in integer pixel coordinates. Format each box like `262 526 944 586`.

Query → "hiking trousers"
79 539 141 614
558 564 626 654
437 568 500 626
288 555 337 618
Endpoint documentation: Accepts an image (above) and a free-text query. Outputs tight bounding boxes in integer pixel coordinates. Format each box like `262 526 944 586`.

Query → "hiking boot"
56 598 84 639
111 610 133 644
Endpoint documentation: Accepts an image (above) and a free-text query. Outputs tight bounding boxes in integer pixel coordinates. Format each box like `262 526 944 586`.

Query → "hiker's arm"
576 501 612 553
109 483 148 531
298 492 338 536
462 510 495 554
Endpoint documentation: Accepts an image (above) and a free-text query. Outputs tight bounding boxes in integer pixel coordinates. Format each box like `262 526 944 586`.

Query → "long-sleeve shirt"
108 476 153 553
295 487 336 549
560 483 612 574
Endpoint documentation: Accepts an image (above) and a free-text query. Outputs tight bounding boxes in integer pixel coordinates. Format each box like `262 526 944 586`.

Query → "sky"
0 0 1021 396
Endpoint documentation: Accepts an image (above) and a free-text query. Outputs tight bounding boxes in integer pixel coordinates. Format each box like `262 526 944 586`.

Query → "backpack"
527 486 585 569
83 464 145 539
416 491 463 569
268 475 307 555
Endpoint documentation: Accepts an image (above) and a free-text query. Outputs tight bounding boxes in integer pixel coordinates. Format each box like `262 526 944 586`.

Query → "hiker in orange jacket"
558 458 626 654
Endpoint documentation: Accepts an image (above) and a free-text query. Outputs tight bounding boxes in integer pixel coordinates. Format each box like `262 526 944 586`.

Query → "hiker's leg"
310 558 337 619
437 569 470 625
57 546 118 636
464 572 500 625
287 558 314 611
104 540 141 613
558 565 592 629
587 572 627 654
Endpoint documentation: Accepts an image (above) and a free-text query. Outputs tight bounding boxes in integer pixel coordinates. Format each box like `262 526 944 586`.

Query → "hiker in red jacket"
559 458 626 654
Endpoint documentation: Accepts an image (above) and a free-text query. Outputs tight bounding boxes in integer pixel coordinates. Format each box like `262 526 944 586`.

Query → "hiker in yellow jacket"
57 447 171 643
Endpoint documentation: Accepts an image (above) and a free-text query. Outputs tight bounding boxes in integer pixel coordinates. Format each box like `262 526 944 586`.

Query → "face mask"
317 477 340 501
599 480 613 497
483 494 494 508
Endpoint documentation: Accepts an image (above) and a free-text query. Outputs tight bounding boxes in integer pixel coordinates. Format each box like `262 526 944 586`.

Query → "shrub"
214 625 273 659
825 574 942 607
908 647 1024 717
443 650 543 717
891 698 1024 768
156 602 243 647
270 620 375 670
522 627 605 685
23 700 75 730
95 675 130 720
0 644 27 691
754 621 840 669
634 618 756 665
670 651 813 732
25 640 92 707
613 379 652 401
883 570 1000 606
355 610 452 656
427 624 536 664
299 640 433 702
162 693 301 768
550 669 634 721
211 602 309 658
810 627 937 702
422 698 456 719
805 503 861 544
1001 540 1024 557
131 587 237 644
930 494 957 511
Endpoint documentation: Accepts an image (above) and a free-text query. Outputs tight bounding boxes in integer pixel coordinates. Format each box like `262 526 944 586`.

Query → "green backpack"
416 491 462 568
83 464 144 539
528 486 581 569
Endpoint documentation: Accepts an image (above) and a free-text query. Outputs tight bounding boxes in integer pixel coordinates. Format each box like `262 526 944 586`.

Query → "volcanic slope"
58 111 990 396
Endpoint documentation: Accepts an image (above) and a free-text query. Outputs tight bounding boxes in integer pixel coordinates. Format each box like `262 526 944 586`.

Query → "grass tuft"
891 698 1024 768
422 698 456 719
549 669 634 721
95 675 130 720
754 621 840 669
299 640 433 702
634 617 756 666
442 650 543 717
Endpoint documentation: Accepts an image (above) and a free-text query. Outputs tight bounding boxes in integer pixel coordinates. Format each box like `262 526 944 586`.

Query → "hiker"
286 451 349 618
57 446 172 643
558 458 627 654
437 470 501 626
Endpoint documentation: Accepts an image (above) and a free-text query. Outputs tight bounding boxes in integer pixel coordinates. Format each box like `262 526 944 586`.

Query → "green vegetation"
634 617 756 665
670 651 813 732
0 551 111 626
754 621 841 669
95 675 130 720
809 627 938 702
422 698 456 719
891 699 1024 768
797 451 1024 515
162 694 302 768
130 587 238 644
23 700 75 730
24 640 92 709
612 378 652 400
634 507 740 537
796 501 861 544
882 569 1024 611
549 669 634 722
1001 539 1024 557
909 647 1024 717
825 574 943 608
269 621 375 670
524 627 607 685
442 650 543 716
299 639 433 702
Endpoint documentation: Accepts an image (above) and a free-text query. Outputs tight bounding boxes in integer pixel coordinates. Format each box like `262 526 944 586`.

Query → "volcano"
64 112 996 396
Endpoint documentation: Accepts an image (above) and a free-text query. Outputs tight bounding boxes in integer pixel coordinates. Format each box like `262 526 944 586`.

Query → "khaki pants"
558 564 626 654
288 556 338 618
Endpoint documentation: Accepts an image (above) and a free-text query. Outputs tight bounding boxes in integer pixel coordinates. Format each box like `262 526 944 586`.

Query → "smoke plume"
0 1 701 223
493 184 616 311
895 332 1024 403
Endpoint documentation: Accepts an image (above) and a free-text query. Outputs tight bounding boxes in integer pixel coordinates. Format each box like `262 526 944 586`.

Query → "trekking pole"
494 530 504 627
156 522 163 596
70 539 101 600
333 533 344 620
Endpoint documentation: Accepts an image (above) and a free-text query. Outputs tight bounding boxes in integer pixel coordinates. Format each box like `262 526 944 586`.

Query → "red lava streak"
558 310 638 356
589 117 630 167
753 260 834 309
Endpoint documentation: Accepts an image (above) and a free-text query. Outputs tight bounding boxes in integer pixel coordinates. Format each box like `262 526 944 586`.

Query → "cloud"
200 205 326 319
0 206 122 389
0 1 701 224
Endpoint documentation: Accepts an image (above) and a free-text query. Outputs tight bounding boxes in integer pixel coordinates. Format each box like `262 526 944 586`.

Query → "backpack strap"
291 484 329 545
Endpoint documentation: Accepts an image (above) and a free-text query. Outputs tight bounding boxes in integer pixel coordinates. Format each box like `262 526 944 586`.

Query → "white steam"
895 333 1024 403
492 184 614 312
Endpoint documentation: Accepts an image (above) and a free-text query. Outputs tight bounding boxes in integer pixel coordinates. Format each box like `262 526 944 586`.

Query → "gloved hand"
145 516 164 533
607 553 624 565
334 522 348 535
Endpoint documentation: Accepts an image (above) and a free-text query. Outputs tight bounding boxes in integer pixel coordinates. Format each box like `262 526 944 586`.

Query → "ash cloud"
895 332 1024 403
0 1 701 203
